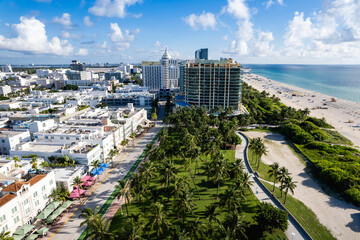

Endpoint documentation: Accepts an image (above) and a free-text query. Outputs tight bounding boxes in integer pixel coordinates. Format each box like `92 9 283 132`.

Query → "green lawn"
261 181 335 240
110 150 287 239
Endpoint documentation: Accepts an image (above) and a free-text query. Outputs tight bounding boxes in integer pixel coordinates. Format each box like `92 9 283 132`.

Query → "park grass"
109 150 287 239
261 181 335 240
322 129 353 145
248 148 276 183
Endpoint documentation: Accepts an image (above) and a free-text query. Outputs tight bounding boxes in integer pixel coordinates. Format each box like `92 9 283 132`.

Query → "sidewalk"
236 132 307 240
44 124 162 240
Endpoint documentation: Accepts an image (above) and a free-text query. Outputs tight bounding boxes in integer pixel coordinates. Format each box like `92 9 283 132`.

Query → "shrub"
253 202 288 232
280 123 314 144
306 117 333 128
345 187 360 206
310 129 328 141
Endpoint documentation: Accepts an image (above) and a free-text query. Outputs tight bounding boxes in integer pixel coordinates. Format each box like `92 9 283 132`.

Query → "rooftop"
2 175 46 192
0 193 16 208
0 130 26 138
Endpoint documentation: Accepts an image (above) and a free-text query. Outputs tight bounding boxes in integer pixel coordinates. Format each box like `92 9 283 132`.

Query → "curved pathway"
236 132 309 240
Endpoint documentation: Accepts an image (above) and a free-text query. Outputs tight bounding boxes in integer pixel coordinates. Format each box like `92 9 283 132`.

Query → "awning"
82 181 92 187
100 163 109 169
46 209 62 223
36 209 52 220
88 176 97 181
12 235 24 240
91 167 103 175
45 202 60 210
35 227 49 235
62 200 73 208
26 233 38 240
13 224 34 236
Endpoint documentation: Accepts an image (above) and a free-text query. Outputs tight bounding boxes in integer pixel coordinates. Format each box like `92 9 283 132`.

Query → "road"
236 132 308 240
48 123 162 240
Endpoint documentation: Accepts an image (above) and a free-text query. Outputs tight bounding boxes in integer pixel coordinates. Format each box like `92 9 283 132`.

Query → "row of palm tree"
80 207 116 240
268 162 297 204
248 137 268 170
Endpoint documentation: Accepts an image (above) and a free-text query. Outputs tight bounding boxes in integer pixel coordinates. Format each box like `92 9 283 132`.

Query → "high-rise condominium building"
195 48 208 60
142 61 164 91
184 59 242 110
70 60 86 71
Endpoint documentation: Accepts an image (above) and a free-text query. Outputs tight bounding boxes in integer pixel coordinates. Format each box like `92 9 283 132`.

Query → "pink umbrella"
69 189 85 198
82 181 92 186
88 176 97 181
81 175 91 182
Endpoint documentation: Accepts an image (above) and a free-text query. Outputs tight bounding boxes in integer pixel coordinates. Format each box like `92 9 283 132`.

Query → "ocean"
244 64 360 103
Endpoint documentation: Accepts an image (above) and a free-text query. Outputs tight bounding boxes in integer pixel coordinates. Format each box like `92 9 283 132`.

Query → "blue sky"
0 0 359 64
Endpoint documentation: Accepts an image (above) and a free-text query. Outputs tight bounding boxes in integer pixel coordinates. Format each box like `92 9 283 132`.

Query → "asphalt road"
49 123 162 240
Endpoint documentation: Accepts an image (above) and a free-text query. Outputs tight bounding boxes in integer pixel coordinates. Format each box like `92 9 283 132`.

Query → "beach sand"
243 73 360 147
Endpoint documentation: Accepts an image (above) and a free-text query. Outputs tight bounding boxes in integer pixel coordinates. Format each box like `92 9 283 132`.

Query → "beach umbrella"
88 176 97 181
62 200 73 208
26 234 39 240
36 209 52 220
82 181 92 187
12 235 23 240
81 175 91 182
46 202 60 210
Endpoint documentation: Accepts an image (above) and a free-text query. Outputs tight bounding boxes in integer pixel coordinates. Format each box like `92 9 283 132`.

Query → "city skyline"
0 0 360 64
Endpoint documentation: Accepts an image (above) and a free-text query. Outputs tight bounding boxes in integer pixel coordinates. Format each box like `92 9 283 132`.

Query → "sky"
0 0 360 65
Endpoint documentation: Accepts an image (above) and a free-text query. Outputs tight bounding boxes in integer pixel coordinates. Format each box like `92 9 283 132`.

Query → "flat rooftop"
0 130 26 138
53 167 85 181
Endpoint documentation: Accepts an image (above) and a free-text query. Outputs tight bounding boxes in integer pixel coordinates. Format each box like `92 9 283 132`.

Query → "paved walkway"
45 124 162 240
236 132 307 240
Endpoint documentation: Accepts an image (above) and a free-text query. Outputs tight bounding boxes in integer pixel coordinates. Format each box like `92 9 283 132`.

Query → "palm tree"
167 225 189 240
30 156 38 170
85 217 117 240
278 167 289 198
115 180 130 215
268 162 281 192
72 176 84 199
158 159 177 200
146 202 172 238
204 204 220 227
255 140 267 170
136 125 142 134
130 132 137 146
141 162 156 188
13 156 21 167
174 190 196 224
223 213 249 240
80 207 99 236
241 172 254 193
90 159 101 172
0 230 13 240
232 158 245 180
281 176 297 204
124 215 145 240
219 188 242 214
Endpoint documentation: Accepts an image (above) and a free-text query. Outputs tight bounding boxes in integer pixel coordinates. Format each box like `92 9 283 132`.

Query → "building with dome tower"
142 47 179 91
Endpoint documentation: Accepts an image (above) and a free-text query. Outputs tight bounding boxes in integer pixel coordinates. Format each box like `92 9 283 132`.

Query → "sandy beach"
243 72 360 147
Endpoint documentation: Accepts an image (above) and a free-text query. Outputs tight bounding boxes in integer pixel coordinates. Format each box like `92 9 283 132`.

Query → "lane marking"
48 131 156 240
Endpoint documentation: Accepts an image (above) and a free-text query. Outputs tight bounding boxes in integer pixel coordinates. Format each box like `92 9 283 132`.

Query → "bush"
345 187 360 206
310 129 328 141
280 123 314 144
306 117 333 128
253 202 288 232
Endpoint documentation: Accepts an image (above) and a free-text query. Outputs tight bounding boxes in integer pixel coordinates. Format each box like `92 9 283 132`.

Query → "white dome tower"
161 47 171 89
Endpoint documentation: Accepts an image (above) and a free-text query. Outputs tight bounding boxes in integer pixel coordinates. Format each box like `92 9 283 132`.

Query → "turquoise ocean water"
244 64 360 103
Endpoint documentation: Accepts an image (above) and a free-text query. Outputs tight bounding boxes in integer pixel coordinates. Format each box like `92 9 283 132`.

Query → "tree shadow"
345 212 360 233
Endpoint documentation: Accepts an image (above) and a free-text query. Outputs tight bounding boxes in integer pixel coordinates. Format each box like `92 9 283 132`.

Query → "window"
66 137 69 140
0 214 6 223
23 199 29 205
11 206 17 214
25 208 30 215
41 185 46 191
45 136 48 139
33 191 38 198
43 194 47 200
49 180 53 185
2 225 8 232
13 216 20 224
51 137 54 139
60 137 64 140
35 200 39 206
1 140 4 143
76 138 80 140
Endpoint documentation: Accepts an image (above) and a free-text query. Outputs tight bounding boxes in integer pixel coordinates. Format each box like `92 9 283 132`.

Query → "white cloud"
89 0 142 18
62 31 81 39
83 16 93 27
0 17 73 55
223 35 228 40
153 41 161 47
283 0 360 59
184 11 217 30
223 0 274 57
266 0 284 9
53 13 72 28
5 23 9 27
76 48 88 56
108 22 139 50
101 41 107 48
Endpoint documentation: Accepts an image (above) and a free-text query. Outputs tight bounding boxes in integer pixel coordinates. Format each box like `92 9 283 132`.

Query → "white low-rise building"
0 131 31 155
0 86 12 96
53 167 87 192
0 172 56 234
10 141 101 167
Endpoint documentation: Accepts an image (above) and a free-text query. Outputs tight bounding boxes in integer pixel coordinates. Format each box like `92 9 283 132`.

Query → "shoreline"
242 72 360 147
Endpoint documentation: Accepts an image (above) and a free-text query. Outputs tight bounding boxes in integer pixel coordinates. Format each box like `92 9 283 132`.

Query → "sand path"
245 131 360 240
